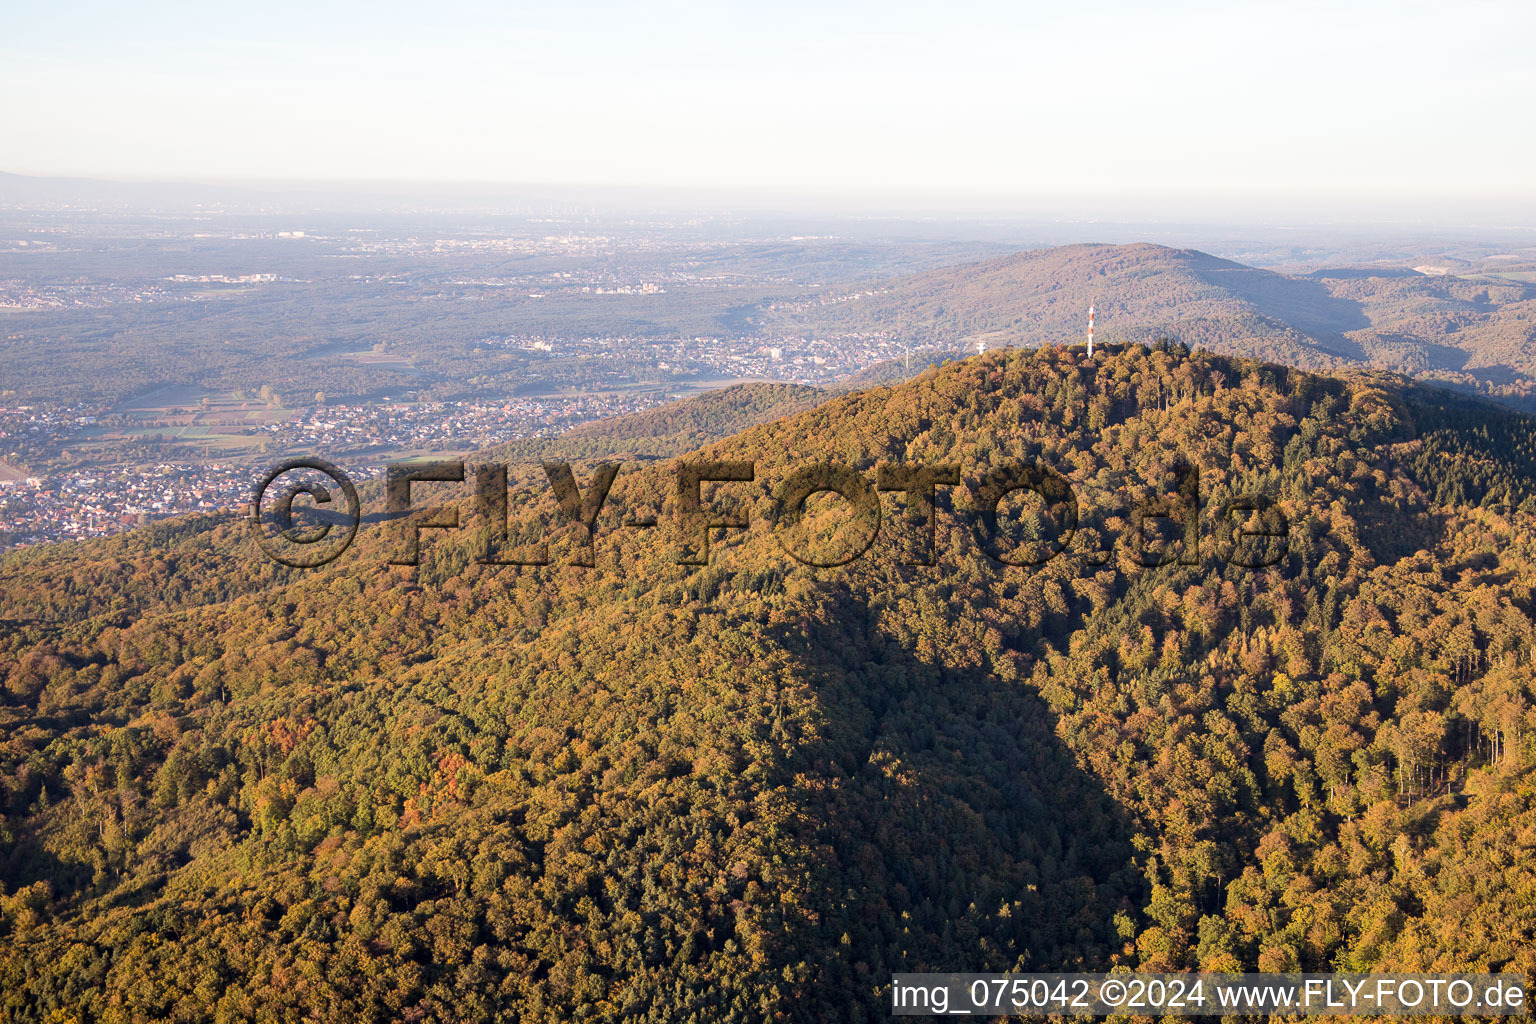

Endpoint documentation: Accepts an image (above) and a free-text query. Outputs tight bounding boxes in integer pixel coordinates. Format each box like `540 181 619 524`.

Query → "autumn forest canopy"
3 342 1536 1022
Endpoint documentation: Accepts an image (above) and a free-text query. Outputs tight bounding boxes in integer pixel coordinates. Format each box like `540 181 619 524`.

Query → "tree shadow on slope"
764 589 1143 1023
1193 262 1371 360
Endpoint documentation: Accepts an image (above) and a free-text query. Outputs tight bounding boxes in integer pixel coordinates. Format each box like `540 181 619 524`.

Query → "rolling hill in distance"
757 243 1536 406
3 343 1536 1021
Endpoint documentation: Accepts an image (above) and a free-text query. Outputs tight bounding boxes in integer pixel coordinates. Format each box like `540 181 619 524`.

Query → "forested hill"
761 243 1536 404
491 382 827 461
4 344 1536 1022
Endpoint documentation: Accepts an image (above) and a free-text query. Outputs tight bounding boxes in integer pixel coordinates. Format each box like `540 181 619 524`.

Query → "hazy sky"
4 0 1532 202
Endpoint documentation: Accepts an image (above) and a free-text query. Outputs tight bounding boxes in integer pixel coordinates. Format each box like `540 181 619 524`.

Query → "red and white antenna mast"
1087 304 1096 357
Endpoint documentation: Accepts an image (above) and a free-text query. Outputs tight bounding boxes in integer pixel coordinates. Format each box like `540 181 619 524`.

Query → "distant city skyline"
4 0 1534 211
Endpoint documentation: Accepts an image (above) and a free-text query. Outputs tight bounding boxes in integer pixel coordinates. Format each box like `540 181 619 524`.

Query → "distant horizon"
6 168 1536 231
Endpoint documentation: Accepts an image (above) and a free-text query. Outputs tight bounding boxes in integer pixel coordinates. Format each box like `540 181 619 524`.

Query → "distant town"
0 317 966 549
0 392 672 548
